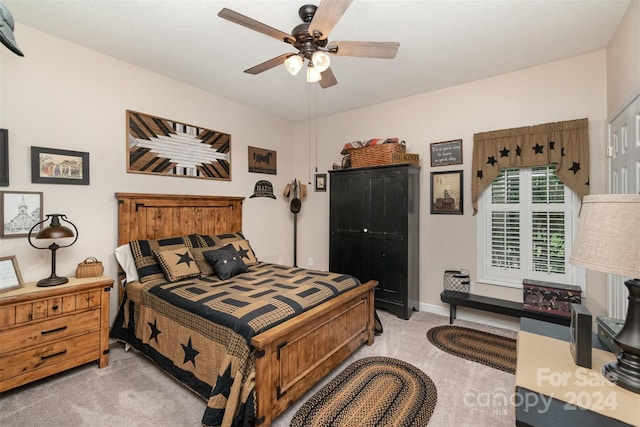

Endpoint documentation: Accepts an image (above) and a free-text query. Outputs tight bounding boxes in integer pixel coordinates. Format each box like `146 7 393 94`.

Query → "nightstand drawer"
0 331 100 380
0 308 100 353
0 289 101 327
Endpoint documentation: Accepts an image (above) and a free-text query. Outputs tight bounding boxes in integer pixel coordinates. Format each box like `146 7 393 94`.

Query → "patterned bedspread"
109 262 360 427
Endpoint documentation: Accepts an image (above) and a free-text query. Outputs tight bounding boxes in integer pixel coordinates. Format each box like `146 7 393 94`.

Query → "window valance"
471 118 589 215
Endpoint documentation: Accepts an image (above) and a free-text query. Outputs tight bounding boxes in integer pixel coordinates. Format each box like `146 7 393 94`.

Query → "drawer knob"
41 325 68 335
52 304 59 311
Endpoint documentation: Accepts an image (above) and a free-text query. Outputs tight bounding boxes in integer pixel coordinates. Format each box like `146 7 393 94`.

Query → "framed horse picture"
248 146 277 175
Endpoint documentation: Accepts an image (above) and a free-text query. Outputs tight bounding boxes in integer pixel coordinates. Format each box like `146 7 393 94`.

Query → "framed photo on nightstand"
0 255 24 293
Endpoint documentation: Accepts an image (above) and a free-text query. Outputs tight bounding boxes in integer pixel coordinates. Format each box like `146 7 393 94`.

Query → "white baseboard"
419 301 520 332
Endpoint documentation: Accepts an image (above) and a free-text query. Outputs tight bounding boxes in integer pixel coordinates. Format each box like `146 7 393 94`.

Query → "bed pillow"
191 247 216 277
114 244 139 283
230 239 258 266
153 247 201 282
203 244 247 280
130 235 199 282
196 232 246 248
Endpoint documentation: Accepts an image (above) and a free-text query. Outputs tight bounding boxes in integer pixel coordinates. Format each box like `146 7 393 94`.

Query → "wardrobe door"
367 168 407 316
329 170 369 281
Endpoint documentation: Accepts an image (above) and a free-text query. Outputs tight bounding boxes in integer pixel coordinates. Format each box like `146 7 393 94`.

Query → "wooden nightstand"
0 276 113 392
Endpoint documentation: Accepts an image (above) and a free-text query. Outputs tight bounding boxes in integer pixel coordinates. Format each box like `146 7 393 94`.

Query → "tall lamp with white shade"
569 194 640 394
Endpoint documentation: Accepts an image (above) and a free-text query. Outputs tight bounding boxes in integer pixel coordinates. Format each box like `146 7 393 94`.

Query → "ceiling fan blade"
244 53 294 75
309 0 354 40
328 41 400 59
319 67 338 88
218 8 296 44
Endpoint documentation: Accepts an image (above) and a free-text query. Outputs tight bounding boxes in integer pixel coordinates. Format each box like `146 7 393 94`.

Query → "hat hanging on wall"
0 3 24 56
250 180 276 199
284 178 306 214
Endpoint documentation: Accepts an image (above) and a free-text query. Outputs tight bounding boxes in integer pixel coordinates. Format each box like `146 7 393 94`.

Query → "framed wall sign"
430 139 463 167
1 191 43 237
31 146 89 185
248 146 277 175
431 170 463 215
0 129 8 186
0 255 24 293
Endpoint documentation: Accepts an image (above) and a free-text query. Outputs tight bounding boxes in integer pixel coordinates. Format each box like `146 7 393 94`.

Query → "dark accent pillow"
203 244 247 280
153 248 200 282
129 234 199 283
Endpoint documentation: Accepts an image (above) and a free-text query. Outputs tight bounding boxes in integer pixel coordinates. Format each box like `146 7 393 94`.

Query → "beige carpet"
0 311 517 427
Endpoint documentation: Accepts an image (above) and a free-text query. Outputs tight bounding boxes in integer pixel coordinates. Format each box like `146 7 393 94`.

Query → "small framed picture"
0 255 24 293
31 146 89 185
0 129 8 186
1 191 43 237
431 170 463 215
315 173 327 192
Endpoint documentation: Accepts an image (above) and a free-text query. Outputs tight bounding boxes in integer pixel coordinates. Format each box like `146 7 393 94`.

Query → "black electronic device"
570 303 592 368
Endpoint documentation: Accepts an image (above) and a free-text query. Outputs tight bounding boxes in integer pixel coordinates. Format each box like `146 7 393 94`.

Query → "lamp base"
602 358 640 394
603 278 640 394
37 275 69 287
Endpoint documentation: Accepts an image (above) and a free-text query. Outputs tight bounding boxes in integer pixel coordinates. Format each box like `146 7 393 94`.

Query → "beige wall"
293 51 609 328
607 0 640 114
0 26 295 320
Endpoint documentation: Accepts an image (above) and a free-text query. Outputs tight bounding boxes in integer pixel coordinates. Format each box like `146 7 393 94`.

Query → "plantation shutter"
485 165 573 283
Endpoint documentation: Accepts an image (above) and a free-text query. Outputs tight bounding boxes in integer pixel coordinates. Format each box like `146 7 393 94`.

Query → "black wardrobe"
329 164 420 319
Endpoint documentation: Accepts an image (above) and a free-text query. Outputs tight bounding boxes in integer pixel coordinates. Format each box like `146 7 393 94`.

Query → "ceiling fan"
218 0 399 88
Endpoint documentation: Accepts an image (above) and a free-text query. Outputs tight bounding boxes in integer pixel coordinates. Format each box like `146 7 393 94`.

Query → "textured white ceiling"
4 0 630 122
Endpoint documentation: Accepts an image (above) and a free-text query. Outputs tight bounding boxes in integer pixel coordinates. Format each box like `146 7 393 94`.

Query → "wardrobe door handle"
363 228 368 233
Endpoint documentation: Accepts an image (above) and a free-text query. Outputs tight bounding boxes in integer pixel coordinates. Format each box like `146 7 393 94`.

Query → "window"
477 165 580 288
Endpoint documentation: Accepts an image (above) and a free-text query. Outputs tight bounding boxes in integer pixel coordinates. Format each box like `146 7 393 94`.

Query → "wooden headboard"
116 192 244 246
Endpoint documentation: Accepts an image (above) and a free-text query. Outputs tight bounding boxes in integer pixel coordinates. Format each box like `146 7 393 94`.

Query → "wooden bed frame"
116 193 377 426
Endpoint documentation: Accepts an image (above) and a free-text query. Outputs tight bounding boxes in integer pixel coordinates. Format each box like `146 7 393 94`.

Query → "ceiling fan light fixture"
306 64 322 83
284 55 303 76
311 51 330 72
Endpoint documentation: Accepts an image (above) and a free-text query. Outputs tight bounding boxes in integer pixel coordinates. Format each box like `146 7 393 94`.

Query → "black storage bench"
440 290 571 326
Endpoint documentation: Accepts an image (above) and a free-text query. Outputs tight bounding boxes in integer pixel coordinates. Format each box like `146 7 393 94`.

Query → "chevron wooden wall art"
126 110 231 181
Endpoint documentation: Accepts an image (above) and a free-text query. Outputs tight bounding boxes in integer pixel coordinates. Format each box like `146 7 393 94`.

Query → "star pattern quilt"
110 262 360 426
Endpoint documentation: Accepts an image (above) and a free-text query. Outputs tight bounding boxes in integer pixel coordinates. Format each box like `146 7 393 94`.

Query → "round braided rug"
290 356 437 427
426 325 517 374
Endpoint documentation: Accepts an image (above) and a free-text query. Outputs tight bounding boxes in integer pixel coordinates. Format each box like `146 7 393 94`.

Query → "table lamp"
28 214 78 287
569 194 640 394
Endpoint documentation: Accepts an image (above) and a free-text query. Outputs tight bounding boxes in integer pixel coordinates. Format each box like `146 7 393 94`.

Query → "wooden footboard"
252 280 377 426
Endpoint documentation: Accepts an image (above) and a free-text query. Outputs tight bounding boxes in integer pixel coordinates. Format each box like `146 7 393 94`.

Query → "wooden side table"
515 318 639 426
0 276 113 392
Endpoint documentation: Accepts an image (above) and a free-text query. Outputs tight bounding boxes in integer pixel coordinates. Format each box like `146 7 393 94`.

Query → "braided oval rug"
290 356 437 427
426 325 517 374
